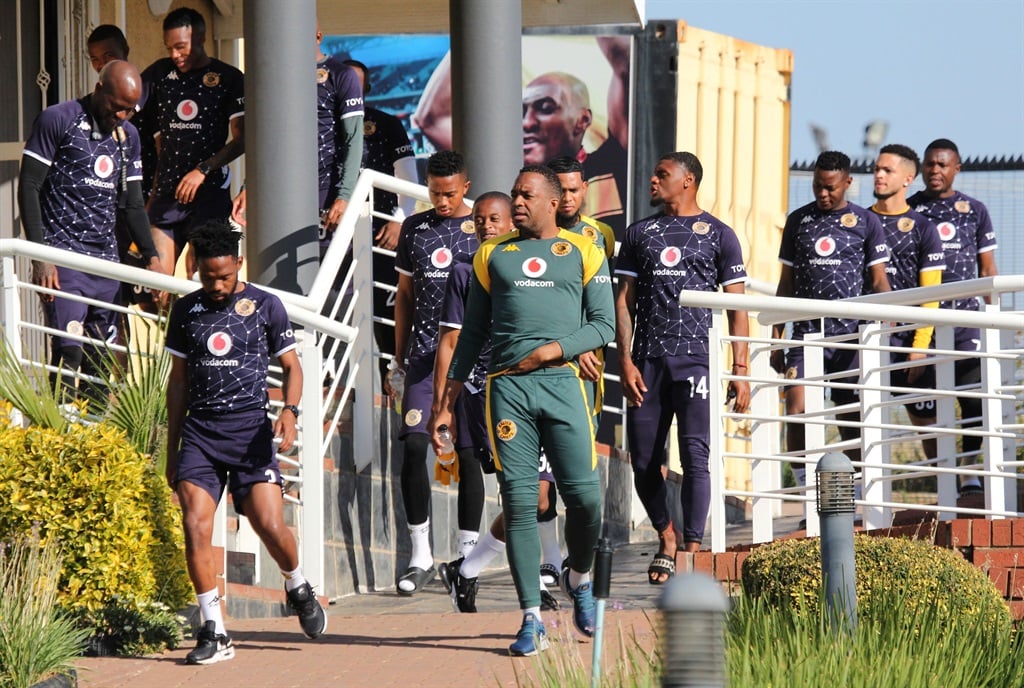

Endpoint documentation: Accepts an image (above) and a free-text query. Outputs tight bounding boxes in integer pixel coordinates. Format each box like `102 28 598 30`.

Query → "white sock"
539 574 549 592
407 520 433 572
281 565 306 592
197 588 226 636
460 530 505 579
961 478 982 489
538 518 562 570
524 606 542 623
459 529 479 559
568 568 590 590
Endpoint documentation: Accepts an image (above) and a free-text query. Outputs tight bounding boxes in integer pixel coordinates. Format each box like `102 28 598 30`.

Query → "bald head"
92 60 142 134
522 72 593 165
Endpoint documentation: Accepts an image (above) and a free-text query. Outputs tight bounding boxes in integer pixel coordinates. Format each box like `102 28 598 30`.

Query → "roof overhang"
212 0 645 39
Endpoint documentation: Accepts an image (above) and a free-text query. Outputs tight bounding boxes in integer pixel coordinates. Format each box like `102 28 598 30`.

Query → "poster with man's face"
323 33 632 237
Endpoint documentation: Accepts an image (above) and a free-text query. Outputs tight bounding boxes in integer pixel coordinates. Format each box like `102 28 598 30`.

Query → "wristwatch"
196 161 211 176
282 404 301 418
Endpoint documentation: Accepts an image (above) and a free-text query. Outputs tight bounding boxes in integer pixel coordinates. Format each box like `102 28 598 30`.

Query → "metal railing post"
803 332 825 536
749 327 777 544
934 325 958 520
979 304 1007 516
299 335 325 588
859 322 887 530
708 316 726 553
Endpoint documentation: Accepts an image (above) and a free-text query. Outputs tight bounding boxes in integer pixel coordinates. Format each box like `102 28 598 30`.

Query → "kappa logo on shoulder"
188 302 207 314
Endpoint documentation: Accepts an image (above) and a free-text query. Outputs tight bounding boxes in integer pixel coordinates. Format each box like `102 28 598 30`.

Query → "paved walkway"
75 541 668 688
74 512 804 687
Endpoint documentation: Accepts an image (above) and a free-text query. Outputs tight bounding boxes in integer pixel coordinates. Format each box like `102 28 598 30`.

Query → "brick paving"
74 541 673 688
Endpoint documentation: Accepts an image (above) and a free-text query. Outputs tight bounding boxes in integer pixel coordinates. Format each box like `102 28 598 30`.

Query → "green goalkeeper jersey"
448 229 614 380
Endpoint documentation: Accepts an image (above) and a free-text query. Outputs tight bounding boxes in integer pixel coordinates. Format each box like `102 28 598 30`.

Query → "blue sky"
647 0 1024 162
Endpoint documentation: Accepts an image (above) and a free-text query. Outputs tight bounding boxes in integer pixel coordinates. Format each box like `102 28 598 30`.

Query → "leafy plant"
0 537 90 688
68 596 185 657
741 535 1013 631
0 421 192 618
0 331 68 431
96 314 171 460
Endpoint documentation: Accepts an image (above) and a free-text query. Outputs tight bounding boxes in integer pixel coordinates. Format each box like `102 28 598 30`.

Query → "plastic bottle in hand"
386 360 406 413
436 424 456 467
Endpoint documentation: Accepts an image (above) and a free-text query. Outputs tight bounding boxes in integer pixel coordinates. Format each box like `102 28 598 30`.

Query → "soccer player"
18 60 161 401
140 7 245 278
868 144 946 457
389 151 479 596
771 150 891 476
430 165 615 656
164 219 326 665
229 25 364 257
548 154 617 443
615 152 750 583
908 139 998 495
433 193 562 614
86 25 130 73
548 156 616 260
342 58 418 379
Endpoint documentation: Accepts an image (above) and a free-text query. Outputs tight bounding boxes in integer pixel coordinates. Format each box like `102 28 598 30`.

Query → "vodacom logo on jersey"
176 99 199 121
814 236 837 257
522 257 547 278
93 155 115 179
937 222 957 242
207 331 233 356
430 247 453 269
660 246 682 267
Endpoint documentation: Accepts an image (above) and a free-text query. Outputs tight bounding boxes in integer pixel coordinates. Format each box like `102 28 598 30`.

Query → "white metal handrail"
689 283 1024 553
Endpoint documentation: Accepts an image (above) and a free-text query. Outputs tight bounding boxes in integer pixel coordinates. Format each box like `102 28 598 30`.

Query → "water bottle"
437 424 456 466
386 360 405 412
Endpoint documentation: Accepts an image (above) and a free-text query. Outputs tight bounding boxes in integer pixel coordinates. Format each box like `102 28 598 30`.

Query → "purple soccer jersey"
395 209 478 361
908 190 997 313
23 97 143 261
872 207 946 348
317 56 364 210
615 212 747 359
140 58 244 225
779 201 889 339
439 260 489 391
165 283 296 414
362 105 414 218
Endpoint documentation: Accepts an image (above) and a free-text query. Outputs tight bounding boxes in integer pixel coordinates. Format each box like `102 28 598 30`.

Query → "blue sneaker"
508 613 549 656
560 568 596 637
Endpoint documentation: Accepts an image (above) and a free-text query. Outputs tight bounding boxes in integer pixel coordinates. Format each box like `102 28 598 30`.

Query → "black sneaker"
286 581 327 639
438 558 478 612
186 620 234 665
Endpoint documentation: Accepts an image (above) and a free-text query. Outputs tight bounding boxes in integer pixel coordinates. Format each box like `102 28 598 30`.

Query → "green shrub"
0 537 90 688
0 418 192 654
741 535 1012 630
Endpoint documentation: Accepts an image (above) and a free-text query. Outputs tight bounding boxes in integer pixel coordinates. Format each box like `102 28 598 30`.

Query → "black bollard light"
816 451 857 633
659 572 729 687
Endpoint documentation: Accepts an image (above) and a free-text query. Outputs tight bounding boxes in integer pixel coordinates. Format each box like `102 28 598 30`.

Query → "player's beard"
873 189 897 201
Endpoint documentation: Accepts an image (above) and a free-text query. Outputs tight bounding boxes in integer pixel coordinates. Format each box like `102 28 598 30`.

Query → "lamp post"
816 451 858 633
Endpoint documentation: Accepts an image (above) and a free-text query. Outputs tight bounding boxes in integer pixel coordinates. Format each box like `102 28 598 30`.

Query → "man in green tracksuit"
430 164 614 656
